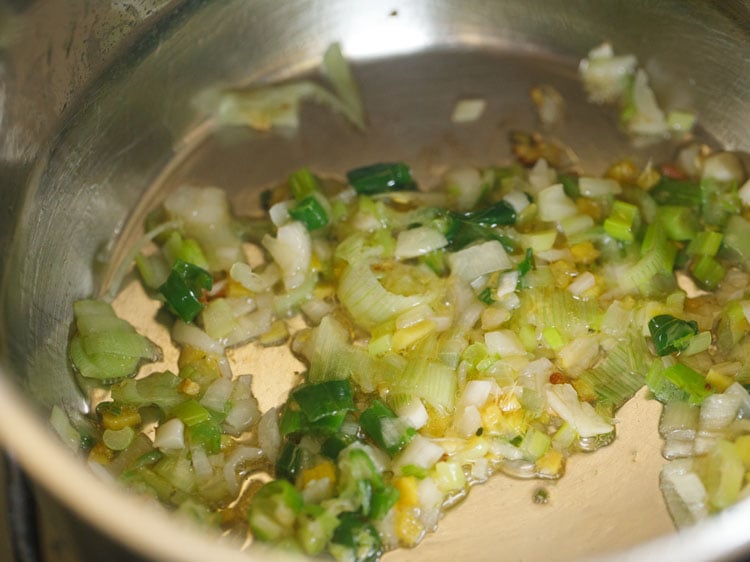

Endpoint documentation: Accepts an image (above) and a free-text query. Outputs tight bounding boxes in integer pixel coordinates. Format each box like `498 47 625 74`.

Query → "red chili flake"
660 164 687 180
549 372 569 384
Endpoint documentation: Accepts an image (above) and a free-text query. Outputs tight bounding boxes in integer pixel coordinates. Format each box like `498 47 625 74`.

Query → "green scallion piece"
321 434 357 460
662 363 714 405
462 200 517 228
649 176 702 207
329 512 382 562
369 484 400 520
400 464 429 479
722 215 750 268
248 480 304 542
289 167 320 201
603 200 639 242
477 287 494 305
518 248 535 279
648 314 699 356
172 399 212 427
158 259 213 323
687 230 723 257
337 448 383 512
690 254 726 291
291 380 355 423
162 231 210 272
359 400 416 456
132 450 164 469
289 195 329 230
658 206 699 241
443 216 516 252
700 177 740 228
276 442 305 482
279 408 304 437
346 162 417 195
187 419 222 454
103 427 135 451
296 504 339 556
558 174 580 199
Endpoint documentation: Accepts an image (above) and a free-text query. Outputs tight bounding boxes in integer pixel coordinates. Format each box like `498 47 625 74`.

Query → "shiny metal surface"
0 1 749 561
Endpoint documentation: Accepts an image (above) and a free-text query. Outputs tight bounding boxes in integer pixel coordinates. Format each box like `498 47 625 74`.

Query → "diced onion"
485 330 526 357
702 152 746 184
567 272 596 295
223 446 263 495
154 418 185 451
163 185 244 271
172 321 225 356
263 221 312 291
395 226 448 259
449 240 512 282
445 167 483 211
200 378 233 412
579 177 621 197
258 407 281 463
451 98 486 123
394 398 429 430
393 435 445 472
537 184 578 222
545 383 613 437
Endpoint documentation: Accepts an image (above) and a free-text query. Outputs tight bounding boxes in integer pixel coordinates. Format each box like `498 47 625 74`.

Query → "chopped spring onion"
289 195 329 231
346 162 417 195
290 380 356 423
648 314 699 356
65 53 750 558
159 259 213 323
360 400 416 456
69 300 159 381
248 480 304 542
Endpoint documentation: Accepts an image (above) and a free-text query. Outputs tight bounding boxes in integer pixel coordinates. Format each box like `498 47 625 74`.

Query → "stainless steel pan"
1 1 749 560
